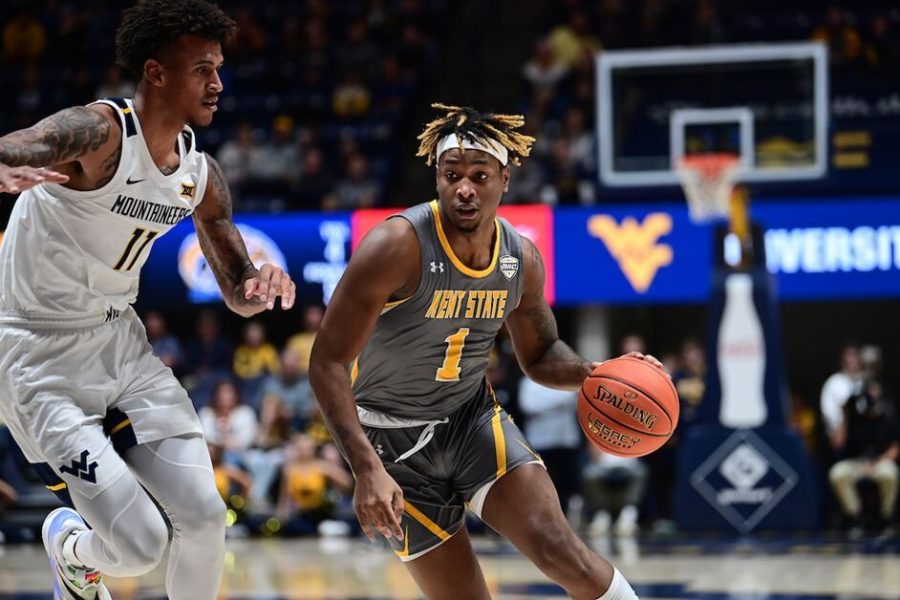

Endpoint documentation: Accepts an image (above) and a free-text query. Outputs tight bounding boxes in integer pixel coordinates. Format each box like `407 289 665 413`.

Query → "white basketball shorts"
0 307 202 497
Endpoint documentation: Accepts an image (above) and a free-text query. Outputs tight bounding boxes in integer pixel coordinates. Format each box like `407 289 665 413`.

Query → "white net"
676 155 740 223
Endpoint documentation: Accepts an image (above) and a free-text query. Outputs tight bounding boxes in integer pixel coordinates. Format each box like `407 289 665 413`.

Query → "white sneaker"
615 505 639 537
41 507 111 600
589 510 612 537
318 519 351 537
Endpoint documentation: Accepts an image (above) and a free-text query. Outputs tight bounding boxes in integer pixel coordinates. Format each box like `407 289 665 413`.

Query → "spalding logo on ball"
578 356 679 457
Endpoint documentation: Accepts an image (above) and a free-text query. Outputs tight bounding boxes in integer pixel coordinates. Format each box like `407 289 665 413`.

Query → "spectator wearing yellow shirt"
546 11 601 69
234 321 280 407
286 305 324 372
3 9 47 62
276 434 352 535
209 442 251 502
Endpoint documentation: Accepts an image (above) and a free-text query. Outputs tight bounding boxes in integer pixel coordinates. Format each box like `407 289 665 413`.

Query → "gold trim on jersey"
429 200 500 279
46 482 67 492
403 500 451 541
381 297 411 315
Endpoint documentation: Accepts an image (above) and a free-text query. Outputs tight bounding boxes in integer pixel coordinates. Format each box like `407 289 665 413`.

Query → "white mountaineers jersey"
0 98 207 323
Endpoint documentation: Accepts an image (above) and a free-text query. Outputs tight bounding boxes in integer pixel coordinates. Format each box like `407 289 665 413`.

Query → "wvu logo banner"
588 213 673 293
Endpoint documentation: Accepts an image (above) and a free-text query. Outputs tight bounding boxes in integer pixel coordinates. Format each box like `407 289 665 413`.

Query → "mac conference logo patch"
499 255 519 280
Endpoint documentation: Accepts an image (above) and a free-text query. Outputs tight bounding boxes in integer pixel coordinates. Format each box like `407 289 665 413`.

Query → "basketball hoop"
676 154 740 223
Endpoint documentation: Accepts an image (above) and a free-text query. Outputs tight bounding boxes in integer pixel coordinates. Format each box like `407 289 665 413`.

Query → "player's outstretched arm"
193 154 295 317
508 238 664 390
506 237 592 391
309 217 419 542
0 105 121 193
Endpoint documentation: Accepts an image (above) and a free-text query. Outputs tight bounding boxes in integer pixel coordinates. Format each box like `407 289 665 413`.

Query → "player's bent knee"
174 489 227 536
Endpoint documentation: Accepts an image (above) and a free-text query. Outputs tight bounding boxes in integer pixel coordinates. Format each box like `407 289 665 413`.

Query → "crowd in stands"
0 0 446 212
511 1 900 206
4 2 899 213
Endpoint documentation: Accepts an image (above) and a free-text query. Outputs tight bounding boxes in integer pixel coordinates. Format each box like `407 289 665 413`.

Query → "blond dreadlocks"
416 103 536 166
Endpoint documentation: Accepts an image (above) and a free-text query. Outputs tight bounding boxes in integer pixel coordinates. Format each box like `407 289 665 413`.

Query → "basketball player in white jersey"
0 2 295 599
310 104 658 599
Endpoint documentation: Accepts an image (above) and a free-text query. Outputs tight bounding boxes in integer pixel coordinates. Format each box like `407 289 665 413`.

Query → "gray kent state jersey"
351 200 525 420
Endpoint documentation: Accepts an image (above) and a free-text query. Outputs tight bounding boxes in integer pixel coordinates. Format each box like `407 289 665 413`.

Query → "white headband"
435 134 509 166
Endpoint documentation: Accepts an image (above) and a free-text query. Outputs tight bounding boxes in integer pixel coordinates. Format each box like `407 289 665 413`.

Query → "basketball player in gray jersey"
310 104 659 600
0 2 295 599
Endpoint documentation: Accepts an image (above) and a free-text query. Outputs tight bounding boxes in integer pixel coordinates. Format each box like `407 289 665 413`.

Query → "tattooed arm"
192 154 296 317
0 105 121 193
506 237 592 390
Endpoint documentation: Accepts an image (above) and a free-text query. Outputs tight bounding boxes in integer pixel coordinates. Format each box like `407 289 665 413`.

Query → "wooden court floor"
1 534 899 599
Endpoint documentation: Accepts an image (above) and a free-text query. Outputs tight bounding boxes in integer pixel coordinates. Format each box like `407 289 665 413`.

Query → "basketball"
577 356 679 457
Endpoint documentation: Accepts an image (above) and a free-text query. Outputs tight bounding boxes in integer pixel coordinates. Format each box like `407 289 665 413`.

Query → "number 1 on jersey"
436 327 470 382
114 227 158 271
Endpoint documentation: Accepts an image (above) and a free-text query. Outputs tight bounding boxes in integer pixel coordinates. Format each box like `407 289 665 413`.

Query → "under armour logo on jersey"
59 450 99 484
430 261 445 273
374 444 384 456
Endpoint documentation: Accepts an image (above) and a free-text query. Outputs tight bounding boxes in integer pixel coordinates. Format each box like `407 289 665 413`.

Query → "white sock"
596 567 639 600
61 530 87 568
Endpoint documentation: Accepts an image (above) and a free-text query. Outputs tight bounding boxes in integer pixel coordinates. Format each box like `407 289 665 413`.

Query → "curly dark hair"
115 0 236 76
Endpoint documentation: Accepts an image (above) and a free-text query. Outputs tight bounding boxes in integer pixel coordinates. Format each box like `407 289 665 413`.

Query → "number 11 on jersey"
114 227 158 271
436 327 470 382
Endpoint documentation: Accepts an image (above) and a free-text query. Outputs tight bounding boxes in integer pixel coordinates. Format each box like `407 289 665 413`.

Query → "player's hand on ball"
243 263 296 310
354 465 405 542
0 165 69 194
592 352 667 375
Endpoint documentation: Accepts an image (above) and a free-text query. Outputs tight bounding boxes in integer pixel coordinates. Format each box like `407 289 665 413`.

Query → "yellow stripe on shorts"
403 500 450 541
109 418 132 435
491 401 507 478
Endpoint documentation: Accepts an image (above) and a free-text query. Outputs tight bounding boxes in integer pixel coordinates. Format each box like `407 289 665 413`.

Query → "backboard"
596 42 828 187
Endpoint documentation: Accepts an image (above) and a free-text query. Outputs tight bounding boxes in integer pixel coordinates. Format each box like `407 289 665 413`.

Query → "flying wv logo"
59 450 99 483
588 213 673 293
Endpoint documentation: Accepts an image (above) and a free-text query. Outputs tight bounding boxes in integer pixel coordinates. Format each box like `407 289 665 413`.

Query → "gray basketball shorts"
361 386 543 561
